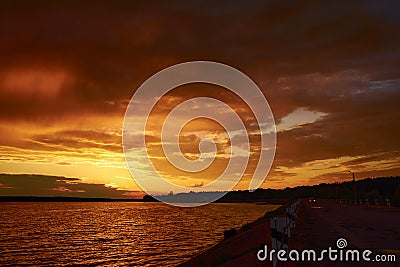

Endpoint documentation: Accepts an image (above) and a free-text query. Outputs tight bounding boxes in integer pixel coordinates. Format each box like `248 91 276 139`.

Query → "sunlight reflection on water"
0 202 279 266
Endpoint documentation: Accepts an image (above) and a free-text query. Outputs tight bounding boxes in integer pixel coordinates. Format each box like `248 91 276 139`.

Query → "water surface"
0 202 279 266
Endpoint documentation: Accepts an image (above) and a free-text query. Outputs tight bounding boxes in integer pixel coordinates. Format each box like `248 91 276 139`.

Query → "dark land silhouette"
1 176 399 206
0 196 144 202
145 176 400 206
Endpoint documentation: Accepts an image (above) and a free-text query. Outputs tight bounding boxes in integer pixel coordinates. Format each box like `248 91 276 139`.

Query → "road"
290 200 400 266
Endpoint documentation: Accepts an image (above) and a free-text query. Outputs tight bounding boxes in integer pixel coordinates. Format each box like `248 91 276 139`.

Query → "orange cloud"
1 69 72 97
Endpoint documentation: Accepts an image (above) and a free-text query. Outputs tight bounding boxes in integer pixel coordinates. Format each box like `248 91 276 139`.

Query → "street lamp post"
348 171 357 203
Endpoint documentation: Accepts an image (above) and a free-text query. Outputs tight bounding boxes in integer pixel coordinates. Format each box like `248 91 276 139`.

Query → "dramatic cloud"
0 1 399 195
0 174 143 198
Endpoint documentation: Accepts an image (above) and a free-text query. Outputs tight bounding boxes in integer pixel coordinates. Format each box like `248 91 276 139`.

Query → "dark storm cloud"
0 173 142 198
0 0 399 121
275 102 400 169
261 70 400 176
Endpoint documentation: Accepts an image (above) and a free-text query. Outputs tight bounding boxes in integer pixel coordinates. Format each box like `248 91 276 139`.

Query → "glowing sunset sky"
0 1 399 197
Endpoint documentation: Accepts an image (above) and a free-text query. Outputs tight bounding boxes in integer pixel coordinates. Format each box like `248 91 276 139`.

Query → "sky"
0 0 399 198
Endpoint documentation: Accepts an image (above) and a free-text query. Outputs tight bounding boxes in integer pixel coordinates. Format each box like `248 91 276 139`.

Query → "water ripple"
0 202 278 266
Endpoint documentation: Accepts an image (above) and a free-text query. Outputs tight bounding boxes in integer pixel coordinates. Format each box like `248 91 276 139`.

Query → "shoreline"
178 202 292 266
0 196 287 204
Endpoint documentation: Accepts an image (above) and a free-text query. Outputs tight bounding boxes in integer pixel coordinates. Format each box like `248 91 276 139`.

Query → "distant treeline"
2 176 398 205
0 196 144 202
143 176 400 206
